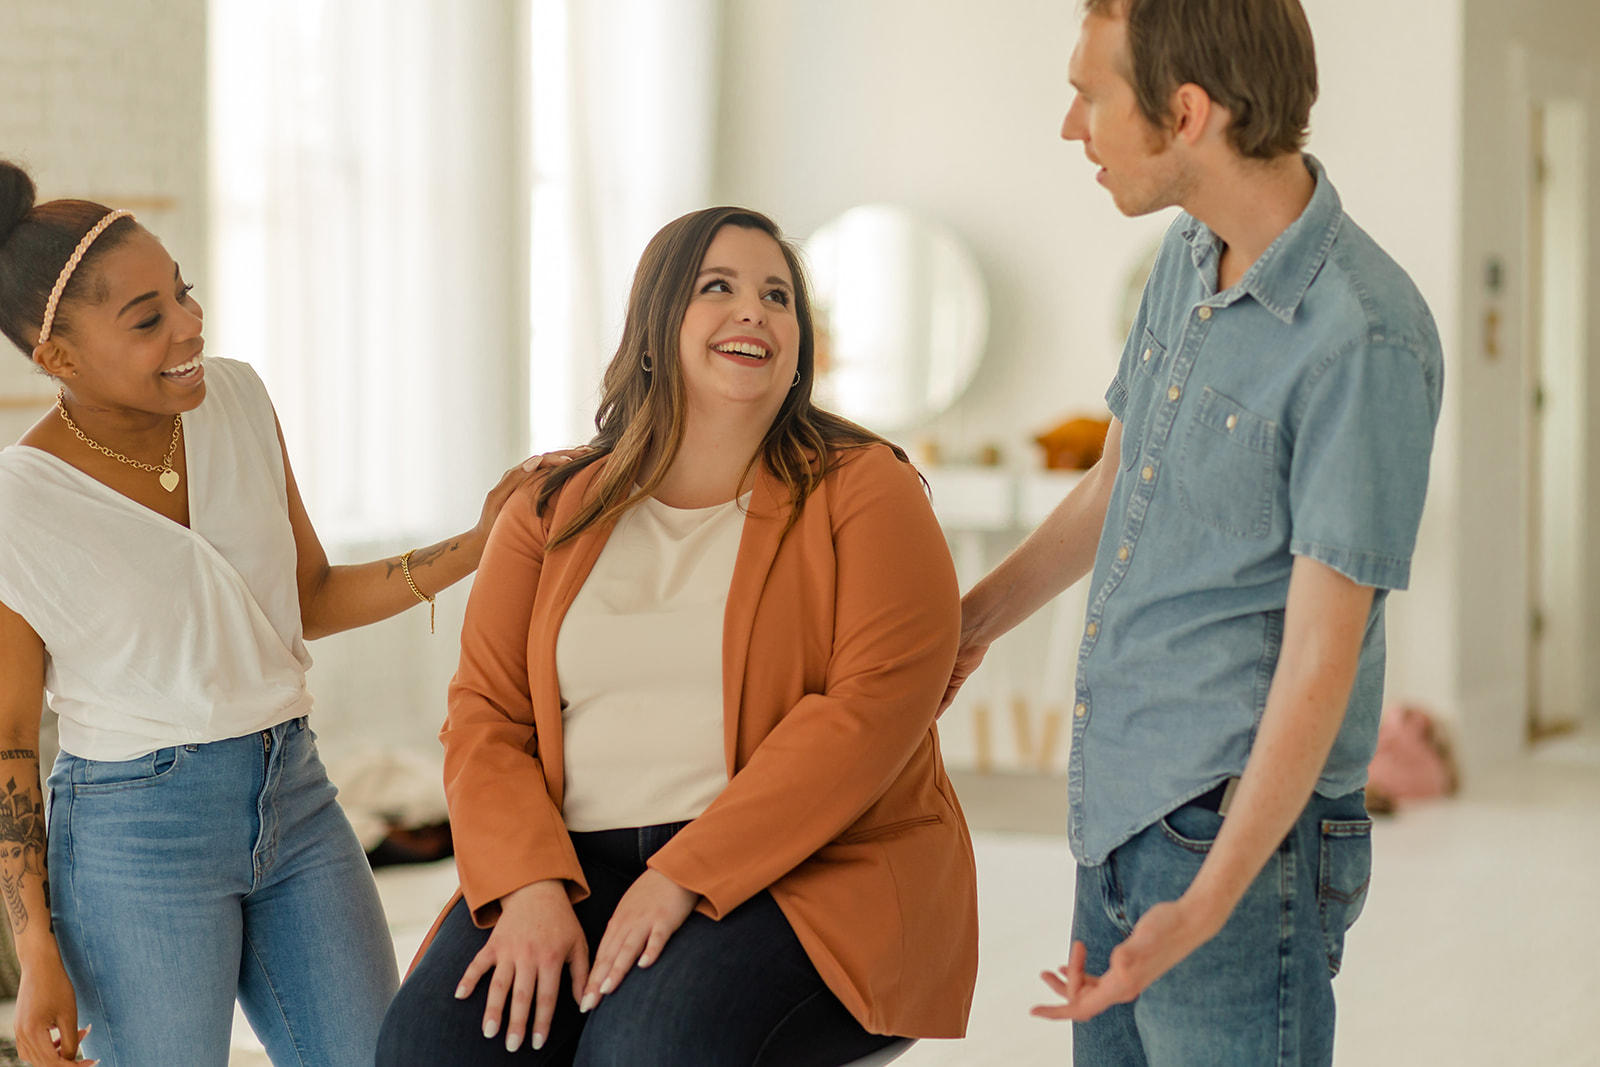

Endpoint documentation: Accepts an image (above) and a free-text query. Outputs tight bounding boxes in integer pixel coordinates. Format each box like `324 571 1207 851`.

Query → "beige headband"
36 208 134 346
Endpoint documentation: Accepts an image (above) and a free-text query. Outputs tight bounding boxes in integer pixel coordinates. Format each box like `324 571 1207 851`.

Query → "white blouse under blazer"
0 358 313 762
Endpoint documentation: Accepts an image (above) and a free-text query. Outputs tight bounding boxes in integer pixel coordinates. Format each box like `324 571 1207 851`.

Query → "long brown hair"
536 206 908 549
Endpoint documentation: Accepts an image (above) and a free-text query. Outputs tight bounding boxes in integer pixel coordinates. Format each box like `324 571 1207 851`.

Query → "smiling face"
1060 12 1192 217
675 224 800 425
37 226 207 416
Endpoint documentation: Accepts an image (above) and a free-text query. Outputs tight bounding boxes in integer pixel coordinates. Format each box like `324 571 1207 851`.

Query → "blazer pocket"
836 813 942 845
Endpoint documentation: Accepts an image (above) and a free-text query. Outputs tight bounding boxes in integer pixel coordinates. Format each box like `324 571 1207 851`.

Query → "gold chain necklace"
55 391 184 493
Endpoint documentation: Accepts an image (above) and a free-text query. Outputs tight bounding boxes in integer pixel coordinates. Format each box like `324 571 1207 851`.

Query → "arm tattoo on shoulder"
0 775 48 935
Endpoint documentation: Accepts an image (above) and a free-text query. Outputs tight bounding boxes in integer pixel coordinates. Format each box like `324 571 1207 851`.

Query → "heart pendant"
159 469 181 493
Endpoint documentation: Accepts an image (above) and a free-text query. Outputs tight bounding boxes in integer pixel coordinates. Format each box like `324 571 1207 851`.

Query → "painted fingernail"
454 984 469 999
505 1031 523 1053
579 992 598 1013
532 1032 547 1051
522 457 541 471
639 954 654 967
483 1019 499 1039
599 977 615 995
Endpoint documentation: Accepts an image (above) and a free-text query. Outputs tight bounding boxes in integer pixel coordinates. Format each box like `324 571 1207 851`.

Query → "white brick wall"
0 0 207 454
0 0 208 282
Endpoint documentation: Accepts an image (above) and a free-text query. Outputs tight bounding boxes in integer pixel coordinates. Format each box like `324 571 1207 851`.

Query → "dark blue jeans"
1070 789 1372 1066
377 821 896 1066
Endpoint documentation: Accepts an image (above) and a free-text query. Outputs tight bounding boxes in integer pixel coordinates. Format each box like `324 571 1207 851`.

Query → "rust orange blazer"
429 443 979 1038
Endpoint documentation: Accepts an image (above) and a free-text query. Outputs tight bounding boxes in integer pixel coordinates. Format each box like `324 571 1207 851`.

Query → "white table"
923 467 1088 775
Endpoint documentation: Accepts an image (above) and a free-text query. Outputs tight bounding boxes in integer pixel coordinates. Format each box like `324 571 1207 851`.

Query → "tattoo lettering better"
0 767 48 935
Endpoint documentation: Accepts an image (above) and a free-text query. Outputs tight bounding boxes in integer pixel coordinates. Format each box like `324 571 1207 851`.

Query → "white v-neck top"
0 358 313 761
554 492 748 832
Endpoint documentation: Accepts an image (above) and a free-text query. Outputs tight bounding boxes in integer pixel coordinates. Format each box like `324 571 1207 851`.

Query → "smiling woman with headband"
0 159 570 1067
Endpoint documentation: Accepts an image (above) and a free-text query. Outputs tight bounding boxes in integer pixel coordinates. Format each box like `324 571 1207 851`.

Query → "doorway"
1523 90 1590 741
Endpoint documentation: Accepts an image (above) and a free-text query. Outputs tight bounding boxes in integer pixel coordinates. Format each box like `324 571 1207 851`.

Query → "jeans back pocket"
1317 817 1372 976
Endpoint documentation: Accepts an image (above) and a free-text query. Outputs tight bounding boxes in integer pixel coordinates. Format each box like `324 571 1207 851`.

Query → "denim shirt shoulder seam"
1288 331 1437 429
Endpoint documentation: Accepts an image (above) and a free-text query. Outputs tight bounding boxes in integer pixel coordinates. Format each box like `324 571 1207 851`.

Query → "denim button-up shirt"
1069 157 1444 865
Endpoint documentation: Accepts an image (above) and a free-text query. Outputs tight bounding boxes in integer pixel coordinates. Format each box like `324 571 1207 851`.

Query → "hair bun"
0 161 38 247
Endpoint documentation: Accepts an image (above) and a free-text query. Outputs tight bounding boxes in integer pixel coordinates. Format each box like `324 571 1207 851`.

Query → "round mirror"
804 205 989 431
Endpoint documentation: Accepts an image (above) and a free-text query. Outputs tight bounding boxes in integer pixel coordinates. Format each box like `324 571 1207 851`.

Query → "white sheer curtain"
208 0 524 549
526 0 720 452
208 0 719 543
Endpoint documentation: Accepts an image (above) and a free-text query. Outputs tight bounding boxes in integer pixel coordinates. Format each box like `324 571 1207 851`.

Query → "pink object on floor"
1365 704 1459 813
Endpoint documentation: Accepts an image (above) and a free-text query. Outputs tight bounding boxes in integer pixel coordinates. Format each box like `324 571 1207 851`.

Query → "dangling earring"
641 353 654 372
791 371 801 388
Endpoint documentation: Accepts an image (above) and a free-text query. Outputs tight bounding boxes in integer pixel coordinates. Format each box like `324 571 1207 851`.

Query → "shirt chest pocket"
1176 386 1280 539
1121 329 1169 470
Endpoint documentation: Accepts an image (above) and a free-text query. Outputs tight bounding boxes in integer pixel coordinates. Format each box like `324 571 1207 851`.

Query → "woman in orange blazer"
378 206 978 1066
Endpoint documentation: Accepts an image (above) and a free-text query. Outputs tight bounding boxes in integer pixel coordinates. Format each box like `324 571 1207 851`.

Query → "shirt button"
1141 465 1155 481
1074 702 1088 719
1198 306 1213 320
1167 385 1181 402
1117 545 1130 561
1225 414 1238 430
1142 348 1152 362
1085 621 1098 637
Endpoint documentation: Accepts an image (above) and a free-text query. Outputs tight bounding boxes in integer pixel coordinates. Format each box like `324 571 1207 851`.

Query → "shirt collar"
1180 154 1343 324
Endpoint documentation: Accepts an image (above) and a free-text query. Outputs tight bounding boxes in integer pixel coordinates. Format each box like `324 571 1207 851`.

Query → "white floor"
897 756 1600 1066
7 748 1596 1066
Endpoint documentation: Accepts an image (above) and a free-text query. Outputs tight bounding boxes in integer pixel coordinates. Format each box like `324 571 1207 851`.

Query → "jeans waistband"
568 820 691 875
1188 777 1241 816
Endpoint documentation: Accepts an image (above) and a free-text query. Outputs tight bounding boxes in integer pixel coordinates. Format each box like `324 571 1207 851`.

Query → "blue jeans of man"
1071 790 1372 1066
47 717 399 1067
378 820 896 1066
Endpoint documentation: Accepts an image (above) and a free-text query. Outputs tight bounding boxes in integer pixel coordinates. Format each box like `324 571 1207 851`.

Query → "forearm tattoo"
0 755 49 935
383 539 460 578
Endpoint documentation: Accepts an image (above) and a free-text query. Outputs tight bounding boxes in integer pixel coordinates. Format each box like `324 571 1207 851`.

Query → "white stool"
845 1038 916 1066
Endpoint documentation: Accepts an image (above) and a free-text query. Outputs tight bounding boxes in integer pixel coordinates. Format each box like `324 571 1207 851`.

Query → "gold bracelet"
399 549 436 634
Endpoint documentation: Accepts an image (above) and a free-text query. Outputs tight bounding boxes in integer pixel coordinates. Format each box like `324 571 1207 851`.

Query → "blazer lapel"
529 463 615 804
720 466 792 770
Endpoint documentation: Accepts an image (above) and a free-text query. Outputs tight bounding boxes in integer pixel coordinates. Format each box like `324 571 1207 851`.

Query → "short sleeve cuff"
1106 379 1129 421
1290 538 1411 591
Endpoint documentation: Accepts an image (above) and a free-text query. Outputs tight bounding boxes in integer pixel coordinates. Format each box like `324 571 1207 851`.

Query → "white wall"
0 0 209 445
714 0 1171 468
1299 0 1464 726
1458 0 1600 772
714 0 1466 770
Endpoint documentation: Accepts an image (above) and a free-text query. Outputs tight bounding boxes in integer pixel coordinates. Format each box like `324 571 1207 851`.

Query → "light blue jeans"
47 717 399 1067
1071 790 1372 1066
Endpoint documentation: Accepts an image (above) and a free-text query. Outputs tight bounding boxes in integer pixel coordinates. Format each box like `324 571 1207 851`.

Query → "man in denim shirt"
944 0 1443 1062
